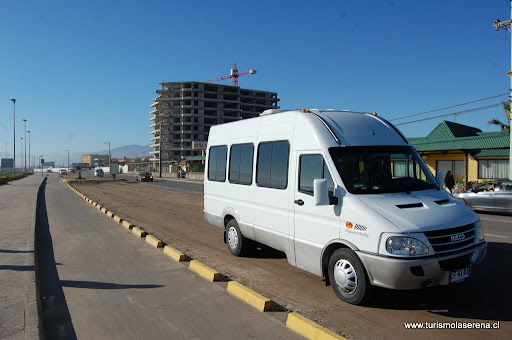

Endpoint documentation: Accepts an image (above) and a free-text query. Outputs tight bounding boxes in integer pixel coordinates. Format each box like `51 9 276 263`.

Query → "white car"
59 169 68 175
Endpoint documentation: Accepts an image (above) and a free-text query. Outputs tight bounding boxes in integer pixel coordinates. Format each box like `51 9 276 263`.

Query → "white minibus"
203 109 487 305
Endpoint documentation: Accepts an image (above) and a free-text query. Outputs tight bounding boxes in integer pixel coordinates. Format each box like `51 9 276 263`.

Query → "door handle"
294 199 304 206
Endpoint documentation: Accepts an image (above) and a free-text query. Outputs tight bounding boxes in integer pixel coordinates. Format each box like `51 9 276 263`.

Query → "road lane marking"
480 217 512 223
484 233 508 239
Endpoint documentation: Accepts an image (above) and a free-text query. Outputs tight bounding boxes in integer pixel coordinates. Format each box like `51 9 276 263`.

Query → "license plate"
450 267 470 284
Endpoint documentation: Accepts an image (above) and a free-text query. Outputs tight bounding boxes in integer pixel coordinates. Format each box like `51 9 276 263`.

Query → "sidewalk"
39 176 302 339
0 175 44 340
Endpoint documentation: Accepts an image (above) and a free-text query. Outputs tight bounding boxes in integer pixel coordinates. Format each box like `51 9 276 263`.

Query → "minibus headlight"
475 220 485 242
386 237 429 256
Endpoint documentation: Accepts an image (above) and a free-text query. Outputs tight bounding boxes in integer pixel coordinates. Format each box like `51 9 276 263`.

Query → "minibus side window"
256 141 289 189
299 154 334 197
208 145 227 182
229 143 254 185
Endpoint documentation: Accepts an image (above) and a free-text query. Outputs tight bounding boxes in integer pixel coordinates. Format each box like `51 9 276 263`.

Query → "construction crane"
204 62 257 87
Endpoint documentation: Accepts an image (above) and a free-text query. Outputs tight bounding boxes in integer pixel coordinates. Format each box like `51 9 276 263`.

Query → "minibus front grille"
424 223 476 255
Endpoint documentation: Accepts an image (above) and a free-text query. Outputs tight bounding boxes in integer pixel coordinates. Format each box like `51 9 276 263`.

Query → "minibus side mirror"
314 179 329 206
436 171 444 188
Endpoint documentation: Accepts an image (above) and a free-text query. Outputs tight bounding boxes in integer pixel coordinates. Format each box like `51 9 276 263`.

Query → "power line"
390 93 509 121
395 103 502 126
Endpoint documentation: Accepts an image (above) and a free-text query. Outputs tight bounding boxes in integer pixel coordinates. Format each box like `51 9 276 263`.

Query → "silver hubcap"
227 227 238 249
333 259 357 294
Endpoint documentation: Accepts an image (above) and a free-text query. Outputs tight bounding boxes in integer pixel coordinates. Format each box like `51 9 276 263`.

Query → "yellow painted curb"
164 245 185 262
106 211 115 218
145 234 163 248
122 220 133 229
96 204 103 210
286 312 347 340
227 281 272 312
132 227 147 237
113 215 123 223
101 207 108 213
189 260 220 282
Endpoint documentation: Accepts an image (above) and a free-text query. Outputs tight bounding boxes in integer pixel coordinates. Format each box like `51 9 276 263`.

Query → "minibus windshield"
329 146 439 194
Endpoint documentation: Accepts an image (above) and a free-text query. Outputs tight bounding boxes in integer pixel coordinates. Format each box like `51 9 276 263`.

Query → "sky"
1 0 512 166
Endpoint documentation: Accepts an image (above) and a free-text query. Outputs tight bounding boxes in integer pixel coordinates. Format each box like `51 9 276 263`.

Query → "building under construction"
149 81 279 168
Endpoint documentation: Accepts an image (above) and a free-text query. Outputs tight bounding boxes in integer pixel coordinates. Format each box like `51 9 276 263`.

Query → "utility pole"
493 2 512 179
10 99 16 173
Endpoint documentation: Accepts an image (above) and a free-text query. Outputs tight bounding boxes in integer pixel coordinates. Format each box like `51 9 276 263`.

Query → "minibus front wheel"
328 249 372 305
226 219 249 256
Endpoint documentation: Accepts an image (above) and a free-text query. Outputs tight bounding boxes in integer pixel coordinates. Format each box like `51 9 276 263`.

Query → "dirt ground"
69 180 510 340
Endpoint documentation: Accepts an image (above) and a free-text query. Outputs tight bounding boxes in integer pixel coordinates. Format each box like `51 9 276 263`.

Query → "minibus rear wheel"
328 249 372 305
226 219 248 256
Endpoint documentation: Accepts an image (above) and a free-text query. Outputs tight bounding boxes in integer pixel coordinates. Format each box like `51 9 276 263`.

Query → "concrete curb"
132 227 147 237
113 215 123 223
121 220 134 229
27 176 46 340
189 260 220 282
145 234 163 248
286 312 347 340
163 245 186 262
227 281 272 312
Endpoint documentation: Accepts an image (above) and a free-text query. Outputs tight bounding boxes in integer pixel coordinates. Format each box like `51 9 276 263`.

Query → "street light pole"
65 149 70 170
10 99 16 173
20 137 23 170
22 118 27 171
27 131 31 170
104 142 111 167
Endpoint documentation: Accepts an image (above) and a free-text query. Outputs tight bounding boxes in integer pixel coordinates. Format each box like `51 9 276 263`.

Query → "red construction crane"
204 62 257 87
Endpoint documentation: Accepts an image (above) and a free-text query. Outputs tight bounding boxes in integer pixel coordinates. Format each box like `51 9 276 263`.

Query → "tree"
488 102 510 131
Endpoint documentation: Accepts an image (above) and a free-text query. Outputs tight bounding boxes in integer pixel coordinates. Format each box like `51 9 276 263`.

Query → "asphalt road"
120 175 512 245
118 174 203 197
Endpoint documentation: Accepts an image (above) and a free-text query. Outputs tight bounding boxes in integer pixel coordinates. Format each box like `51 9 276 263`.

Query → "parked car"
455 179 512 213
203 108 487 305
136 172 153 182
94 169 104 177
59 169 68 175
179 169 187 178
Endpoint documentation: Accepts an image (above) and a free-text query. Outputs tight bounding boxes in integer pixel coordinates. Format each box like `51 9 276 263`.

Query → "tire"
226 219 248 256
328 248 372 305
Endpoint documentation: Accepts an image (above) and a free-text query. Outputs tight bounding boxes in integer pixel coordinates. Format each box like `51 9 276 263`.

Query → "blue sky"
1 0 511 165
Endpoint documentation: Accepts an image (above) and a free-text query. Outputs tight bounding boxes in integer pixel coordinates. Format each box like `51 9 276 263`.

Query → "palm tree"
488 102 511 131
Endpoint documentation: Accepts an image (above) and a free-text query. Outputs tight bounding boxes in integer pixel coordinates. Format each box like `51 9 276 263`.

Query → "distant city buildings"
149 81 279 166
81 154 110 167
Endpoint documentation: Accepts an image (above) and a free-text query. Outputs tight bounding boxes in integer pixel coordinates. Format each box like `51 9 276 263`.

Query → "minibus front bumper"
357 241 487 290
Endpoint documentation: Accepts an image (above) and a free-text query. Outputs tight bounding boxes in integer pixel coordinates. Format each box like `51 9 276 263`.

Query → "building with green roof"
409 121 509 188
